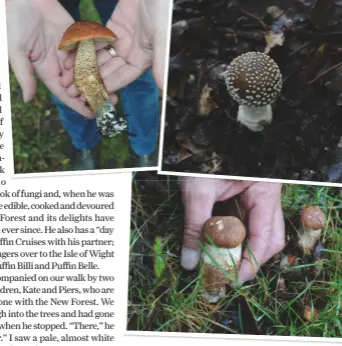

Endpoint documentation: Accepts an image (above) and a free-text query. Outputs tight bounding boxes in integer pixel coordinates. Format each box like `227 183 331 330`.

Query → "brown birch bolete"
298 206 325 255
59 21 130 137
200 216 246 303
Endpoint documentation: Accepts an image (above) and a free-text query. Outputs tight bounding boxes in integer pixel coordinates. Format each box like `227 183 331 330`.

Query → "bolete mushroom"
59 21 130 137
200 216 246 303
224 52 282 132
298 206 325 255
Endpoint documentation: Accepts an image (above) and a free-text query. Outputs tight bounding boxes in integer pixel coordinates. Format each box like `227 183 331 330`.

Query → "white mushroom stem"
201 243 241 303
202 243 242 268
298 226 322 255
237 104 272 132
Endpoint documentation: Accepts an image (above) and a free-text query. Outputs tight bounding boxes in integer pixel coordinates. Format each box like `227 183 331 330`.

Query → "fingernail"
181 247 200 271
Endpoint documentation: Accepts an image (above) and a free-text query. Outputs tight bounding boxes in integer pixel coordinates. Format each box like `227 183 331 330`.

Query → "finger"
101 59 143 93
238 184 280 282
63 50 76 70
66 83 80 98
57 93 94 119
60 68 74 89
260 201 285 265
10 54 36 102
152 29 169 90
62 47 121 94
152 42 166 90
108 93 118 105
97 47 117 67
95 41 112 51
217 180 254 202
45 77 93 118
181 186 216 271
64 45 115 72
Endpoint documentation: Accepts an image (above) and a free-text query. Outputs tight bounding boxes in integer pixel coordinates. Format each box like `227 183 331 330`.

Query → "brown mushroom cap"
203 216 246 248
58 21 117 51
224 52 282 107
300 206 325 230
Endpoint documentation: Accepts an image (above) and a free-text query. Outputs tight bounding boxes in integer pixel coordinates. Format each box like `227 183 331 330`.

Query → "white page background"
0 0 340 345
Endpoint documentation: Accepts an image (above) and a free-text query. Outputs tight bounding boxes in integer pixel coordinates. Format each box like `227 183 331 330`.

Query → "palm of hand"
7 0 92 117
106 0 153 69
31 19 71 99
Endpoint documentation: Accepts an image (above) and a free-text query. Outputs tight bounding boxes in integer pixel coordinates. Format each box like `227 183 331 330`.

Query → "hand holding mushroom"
58 21 131 137
6 0 92 118
180 177 285 283
61 0 170 102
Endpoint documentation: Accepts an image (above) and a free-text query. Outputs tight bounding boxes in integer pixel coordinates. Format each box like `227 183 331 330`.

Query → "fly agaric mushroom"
59 21 130 137
298 206 325 255
200 216 246 303
224 52 282 131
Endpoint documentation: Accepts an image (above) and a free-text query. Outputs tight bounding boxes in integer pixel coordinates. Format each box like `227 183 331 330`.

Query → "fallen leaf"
264 31 285 54
303 305 319 321
199 84 218 116
277 276 286 297
200 152 222 173
176 132 207 155
300 44 325 83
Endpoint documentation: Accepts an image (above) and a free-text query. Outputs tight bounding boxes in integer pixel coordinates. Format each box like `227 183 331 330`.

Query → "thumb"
10 54 36 102
152 32 167 90
181 193 215 271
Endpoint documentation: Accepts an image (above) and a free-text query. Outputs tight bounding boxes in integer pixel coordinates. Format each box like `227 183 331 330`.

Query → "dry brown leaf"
199 84 218 116
173 132 207 164
303 305 319 321
200 152 222 174
277 276 286 297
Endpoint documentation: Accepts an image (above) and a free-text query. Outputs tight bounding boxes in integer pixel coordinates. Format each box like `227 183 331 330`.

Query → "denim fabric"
56 0 159 155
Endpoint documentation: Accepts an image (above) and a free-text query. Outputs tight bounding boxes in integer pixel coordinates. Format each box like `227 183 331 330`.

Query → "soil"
162 0 342 182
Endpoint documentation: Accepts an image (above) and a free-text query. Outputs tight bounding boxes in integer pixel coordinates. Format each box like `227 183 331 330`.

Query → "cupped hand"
6 0 92 118
62 0 170 103
180 177 285 283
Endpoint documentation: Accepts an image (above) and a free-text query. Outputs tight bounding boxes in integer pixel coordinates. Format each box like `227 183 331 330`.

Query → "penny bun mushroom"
59 21 129 137
224 52 282 131
298 206 325 255
200 216 246 303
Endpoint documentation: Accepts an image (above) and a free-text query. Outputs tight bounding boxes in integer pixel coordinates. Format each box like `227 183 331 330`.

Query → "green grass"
128 176 342 337
10 0 130 173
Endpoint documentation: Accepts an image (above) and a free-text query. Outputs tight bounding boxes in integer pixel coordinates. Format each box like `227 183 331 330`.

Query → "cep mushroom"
224 52 282 132
200 216 246 303
298 206 325 255
58 21 130 137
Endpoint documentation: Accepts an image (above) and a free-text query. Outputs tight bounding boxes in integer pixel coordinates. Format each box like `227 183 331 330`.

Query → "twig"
233 4 269 31
308 60 342 84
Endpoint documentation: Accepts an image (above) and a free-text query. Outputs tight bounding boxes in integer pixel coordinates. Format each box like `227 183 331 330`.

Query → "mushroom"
224 52 282 131
303 305 319 322
58 21 130 137
298 206 325 255
200 216 246 303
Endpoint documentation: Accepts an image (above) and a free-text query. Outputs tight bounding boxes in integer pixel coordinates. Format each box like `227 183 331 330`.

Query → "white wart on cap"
224 52 282 131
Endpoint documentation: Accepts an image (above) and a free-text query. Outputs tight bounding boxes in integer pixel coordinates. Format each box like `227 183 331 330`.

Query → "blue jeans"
55 0 160 155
